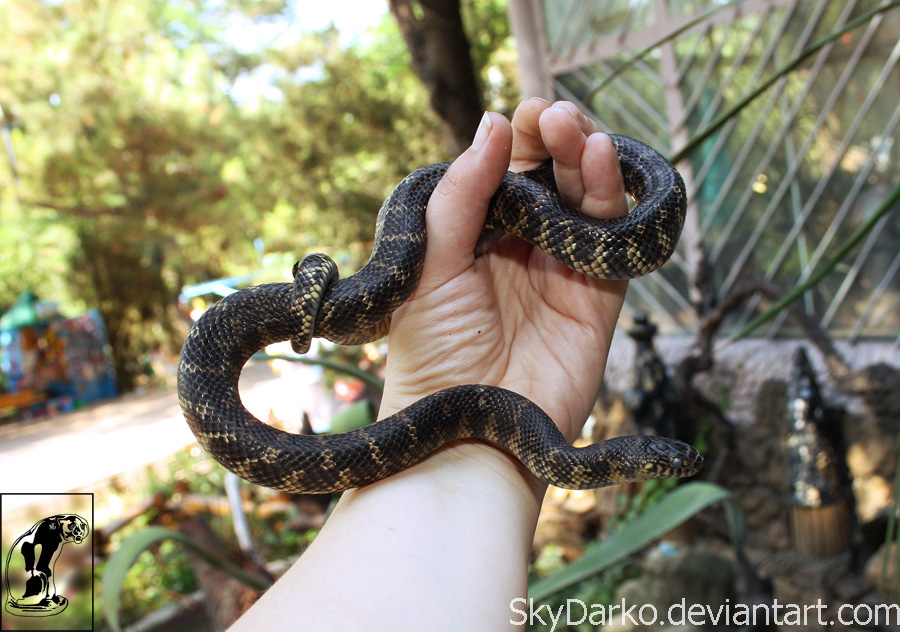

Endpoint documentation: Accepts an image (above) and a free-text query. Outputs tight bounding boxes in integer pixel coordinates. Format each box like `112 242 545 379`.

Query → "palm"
384 235 625 440
380 100 627 442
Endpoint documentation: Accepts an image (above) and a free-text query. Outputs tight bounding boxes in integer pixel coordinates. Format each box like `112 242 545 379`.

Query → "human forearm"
230 441 544 631
228 99 626 631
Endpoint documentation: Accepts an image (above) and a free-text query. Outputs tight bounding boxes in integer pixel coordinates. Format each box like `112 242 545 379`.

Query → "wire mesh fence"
515 0 900 341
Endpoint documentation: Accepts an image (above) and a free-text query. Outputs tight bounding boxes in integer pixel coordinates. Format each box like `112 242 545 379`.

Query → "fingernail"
472 112 492 151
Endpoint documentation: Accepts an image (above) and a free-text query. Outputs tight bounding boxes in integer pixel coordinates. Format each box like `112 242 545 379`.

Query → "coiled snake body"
178 134 703 494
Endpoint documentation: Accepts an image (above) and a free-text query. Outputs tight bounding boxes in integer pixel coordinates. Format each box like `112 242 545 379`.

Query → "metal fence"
509 0 900 342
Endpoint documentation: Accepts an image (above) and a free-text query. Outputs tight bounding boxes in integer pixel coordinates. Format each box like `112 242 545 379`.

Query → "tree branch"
686 281 851 384
388 0 484 156
20 198 128 218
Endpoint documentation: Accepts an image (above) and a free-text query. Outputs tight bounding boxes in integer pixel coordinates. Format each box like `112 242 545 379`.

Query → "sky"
226 0 389 52
294 0 389 43
226 0 390 102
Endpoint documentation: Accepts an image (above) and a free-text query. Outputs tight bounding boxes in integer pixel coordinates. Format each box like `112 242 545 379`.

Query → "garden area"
2 1 900 631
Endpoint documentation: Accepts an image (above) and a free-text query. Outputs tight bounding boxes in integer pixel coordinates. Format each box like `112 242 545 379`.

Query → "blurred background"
2 1 900 631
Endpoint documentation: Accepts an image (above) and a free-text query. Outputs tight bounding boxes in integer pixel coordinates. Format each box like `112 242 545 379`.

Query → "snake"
177 134 703 494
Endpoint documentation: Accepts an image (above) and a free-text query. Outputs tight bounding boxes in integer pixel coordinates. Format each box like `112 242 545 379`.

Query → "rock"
755 379 789 429
560 488 598 515
534 488 591 561
846 441 887 479
842 363 900 433
759 519 791 553
833 574 873 602
865 542 900 593
604 544 733 631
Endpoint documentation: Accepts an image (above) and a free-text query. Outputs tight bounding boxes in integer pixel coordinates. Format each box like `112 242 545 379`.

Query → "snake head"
642 436 704 479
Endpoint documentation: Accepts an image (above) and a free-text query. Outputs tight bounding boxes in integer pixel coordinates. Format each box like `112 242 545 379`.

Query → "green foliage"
0 211 82 313
606 477 680 533
98 538 199 632
102 525 271 632
0 0 263 386
462 0 519 116
882 451 900 599
524 480 710 629
255 351 385 391
0 0 514 390
245 23 445 253
96 446 316 630
528 482 744 601
529 555 637 632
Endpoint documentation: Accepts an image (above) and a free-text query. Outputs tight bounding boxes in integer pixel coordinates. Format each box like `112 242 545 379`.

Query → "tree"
0 0 268 387
0 0 516 390
388 0 516 154
389 0 483 155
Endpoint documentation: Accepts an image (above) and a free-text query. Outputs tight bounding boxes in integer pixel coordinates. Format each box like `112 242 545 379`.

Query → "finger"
511 99 604 173
579 132 628 220
418 112 513 291
548 100 601 136
510 97 552 170
538 104 626 220
539 103 590 207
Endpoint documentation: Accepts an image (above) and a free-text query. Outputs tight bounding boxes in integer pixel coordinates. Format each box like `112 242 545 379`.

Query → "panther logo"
4 514 90 617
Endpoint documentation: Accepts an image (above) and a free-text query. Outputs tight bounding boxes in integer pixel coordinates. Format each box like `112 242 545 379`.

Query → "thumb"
416 112 512 293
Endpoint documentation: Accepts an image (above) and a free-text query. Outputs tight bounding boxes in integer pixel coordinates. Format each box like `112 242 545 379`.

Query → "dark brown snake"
178 134 703 494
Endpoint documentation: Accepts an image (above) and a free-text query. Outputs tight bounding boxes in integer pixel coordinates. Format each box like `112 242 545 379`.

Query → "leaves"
528 482 744 601
732 179 900 340
0 0 489 388
102 526 272 632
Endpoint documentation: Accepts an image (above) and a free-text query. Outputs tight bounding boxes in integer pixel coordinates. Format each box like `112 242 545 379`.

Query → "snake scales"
178 134 703 494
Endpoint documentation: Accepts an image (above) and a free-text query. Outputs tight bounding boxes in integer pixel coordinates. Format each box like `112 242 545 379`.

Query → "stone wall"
602 334 900 425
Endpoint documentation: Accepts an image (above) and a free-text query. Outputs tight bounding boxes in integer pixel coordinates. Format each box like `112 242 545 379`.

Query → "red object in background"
333 378 365 402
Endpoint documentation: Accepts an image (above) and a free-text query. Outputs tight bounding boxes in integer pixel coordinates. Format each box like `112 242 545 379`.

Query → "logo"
5 514 90 617
2 493 94 630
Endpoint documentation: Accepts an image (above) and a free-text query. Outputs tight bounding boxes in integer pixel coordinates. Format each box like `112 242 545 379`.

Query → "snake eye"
671 457 684 469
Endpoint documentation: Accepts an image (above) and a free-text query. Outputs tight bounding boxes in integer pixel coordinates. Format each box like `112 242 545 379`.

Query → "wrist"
239 436 548 631
358 421 549 508
371 371 549 503
376 383 584 496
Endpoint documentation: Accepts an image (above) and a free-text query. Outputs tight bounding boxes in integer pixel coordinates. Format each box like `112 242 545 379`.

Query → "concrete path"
0 360 338 511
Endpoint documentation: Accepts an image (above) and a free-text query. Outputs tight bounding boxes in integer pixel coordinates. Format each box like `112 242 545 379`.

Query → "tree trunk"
388 0 484 156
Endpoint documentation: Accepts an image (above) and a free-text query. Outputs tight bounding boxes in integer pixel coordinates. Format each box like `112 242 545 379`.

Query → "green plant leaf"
528 482 743 601
102 526 272 632
732 179 900 340
583 0 745 103
882 448 900 599
329 399 377 433
672 0 900 163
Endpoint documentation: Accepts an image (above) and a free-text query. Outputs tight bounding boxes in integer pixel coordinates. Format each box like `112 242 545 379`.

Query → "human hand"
237 101 633 630
380 98 628 447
